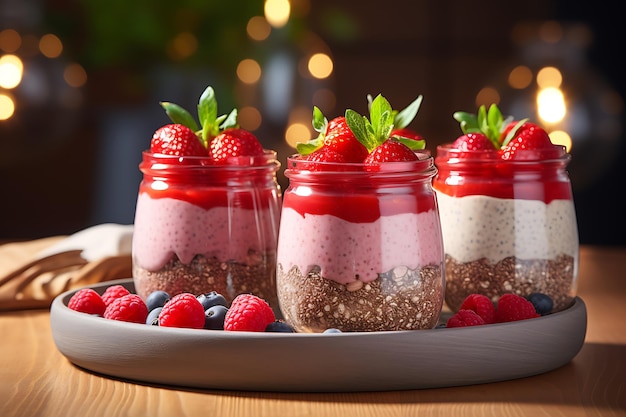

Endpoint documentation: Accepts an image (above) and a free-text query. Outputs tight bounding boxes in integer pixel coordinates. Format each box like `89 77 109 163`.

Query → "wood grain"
1 246 625 417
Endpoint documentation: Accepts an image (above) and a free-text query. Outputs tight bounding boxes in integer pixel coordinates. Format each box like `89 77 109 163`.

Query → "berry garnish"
101 284 131 307
223 293 276 332
158 293 206 329
494 293 540 323
145 290 171 311
146 307 163 325
451 104 558 160
446 309 486 328
68 288 106 316
204 305 229 330
152 85 264 162
103 294 149 324
526 293 554 316
265 320 296 333
459 293 496 324
197 291 228 311
296 94 426 164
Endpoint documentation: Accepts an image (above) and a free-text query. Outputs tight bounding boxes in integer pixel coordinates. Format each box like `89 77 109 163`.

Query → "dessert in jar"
276 94 445 332
132 86 281 313
433 104 579 313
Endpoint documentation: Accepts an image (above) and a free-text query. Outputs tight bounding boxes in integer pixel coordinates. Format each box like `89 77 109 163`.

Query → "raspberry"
103 294 148 324
68 288 106 316
224 294 275 332
446 309 486 328
460 293 496 324
495 293 540 323
101 284 131 307
158 293 205 329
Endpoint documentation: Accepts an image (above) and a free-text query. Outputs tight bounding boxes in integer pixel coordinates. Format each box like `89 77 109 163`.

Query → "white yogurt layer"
276 207 444 284
435 192 579 263
132 193 278 271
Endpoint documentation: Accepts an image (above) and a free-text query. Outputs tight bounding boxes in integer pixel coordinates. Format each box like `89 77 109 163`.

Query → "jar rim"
435 144 569 164
140 149 280 172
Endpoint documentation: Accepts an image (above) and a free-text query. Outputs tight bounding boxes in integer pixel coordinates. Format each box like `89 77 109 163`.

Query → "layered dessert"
276 94 445 332
131 85 281 311
434 104 579 312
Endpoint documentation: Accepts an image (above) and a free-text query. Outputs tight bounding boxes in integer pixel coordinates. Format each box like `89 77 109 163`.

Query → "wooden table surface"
1 245 625 417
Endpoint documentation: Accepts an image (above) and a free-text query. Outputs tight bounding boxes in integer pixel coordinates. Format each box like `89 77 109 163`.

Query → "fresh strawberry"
451 133 496 151
305 147 347 163
364 139 419 164
452 104 513 150
209 128 264 163
150 124 206 157
499 122 556 160
346 94 425 163
322 117 369 163
296 94 426 164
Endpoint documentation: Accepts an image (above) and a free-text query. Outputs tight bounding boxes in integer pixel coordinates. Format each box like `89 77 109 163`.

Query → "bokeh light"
0 54 23 89
265 0 291 28
39 34 63 58
247 16 272 41
307 53 333 79
237 59 262 84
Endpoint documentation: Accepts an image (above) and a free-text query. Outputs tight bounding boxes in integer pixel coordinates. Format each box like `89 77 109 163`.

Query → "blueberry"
197 291 228 310
526 293 554 315
146 307 163 325
146 290 170 311
265 321 296 333
204 305 228 330
323 328 342 334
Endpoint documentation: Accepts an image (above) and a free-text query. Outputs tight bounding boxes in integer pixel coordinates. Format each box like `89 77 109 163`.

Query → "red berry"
495 293 540 323
323 117 369 163
224 294 276 332
103 294 149 324
446 309 486 328
150 124 206 157
101 284 131 307
459 293 496 324
499 122 555 160
451 133 496 151
158 293 205 329
364 139 419 165
209 128 264 163
68 288 106 316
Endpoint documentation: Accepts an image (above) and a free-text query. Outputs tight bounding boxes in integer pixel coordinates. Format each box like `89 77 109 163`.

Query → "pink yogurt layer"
276 207 444 284
132 193 278 271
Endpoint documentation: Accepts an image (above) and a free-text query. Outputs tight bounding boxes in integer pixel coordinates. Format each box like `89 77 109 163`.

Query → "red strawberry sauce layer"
138 151 280 210
282 154 438 223
433 145 573 204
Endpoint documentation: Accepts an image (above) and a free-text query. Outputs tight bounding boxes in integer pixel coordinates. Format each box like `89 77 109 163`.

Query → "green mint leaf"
453 111 479 134
296 137 323 155
312 106 327 133
160 102 199 132
219 109 238 130
394 95 423 129
486 104 503 146
395 136 426 150
197 86 219 142
345 109 373 149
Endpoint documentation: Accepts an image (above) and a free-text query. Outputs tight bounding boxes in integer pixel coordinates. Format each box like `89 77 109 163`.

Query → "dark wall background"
0 0 624 245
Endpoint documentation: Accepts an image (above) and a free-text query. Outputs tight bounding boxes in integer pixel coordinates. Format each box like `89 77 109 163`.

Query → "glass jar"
276 153 445 332
433 145 579 313
132 151 282 313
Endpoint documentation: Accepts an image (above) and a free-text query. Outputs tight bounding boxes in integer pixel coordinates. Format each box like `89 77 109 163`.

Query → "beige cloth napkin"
0 224 133 311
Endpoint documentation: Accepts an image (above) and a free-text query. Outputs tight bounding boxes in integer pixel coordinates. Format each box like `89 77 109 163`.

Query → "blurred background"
1 0 624 245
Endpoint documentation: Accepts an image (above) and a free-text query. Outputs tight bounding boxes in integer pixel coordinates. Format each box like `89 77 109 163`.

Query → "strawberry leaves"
347 94 425 152
453 104 515 149
160 85 238 148
296 106 326 155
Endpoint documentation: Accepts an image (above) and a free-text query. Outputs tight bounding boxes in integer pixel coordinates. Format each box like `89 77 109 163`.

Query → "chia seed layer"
133 250 279 314
277 263 444 332
444 253 576 313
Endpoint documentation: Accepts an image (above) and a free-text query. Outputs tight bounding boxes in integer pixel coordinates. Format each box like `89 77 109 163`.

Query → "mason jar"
276 153 445 332
132 151 282 313
433 145 579 313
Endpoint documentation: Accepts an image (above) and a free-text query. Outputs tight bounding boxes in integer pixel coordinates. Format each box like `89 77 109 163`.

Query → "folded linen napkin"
0 224 133 311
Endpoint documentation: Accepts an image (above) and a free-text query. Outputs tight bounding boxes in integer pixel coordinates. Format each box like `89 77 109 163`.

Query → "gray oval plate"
50 279 587 392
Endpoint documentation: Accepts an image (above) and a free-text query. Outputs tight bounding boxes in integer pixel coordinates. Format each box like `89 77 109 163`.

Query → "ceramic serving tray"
50 279 587 392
